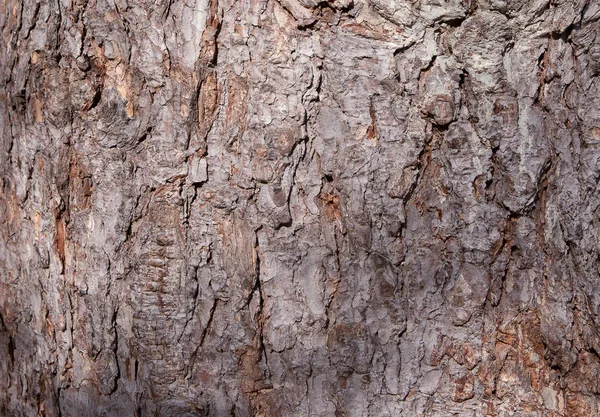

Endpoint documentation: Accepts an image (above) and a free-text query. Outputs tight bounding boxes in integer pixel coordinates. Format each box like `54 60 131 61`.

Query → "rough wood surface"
2 0 600 415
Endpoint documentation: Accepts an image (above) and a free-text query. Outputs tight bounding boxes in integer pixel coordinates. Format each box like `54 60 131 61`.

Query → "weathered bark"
2 0 600 415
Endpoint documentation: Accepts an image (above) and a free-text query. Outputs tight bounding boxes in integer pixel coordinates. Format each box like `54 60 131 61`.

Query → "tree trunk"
2 0 600 415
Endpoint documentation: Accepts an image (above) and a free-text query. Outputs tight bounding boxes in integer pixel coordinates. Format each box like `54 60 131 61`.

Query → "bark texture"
2 0 600 415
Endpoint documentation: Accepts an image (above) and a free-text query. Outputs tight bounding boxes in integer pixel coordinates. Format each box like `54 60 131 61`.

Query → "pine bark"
2 0 600 415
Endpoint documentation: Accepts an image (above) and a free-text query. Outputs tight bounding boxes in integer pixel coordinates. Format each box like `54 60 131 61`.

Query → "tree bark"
2 0 600 415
